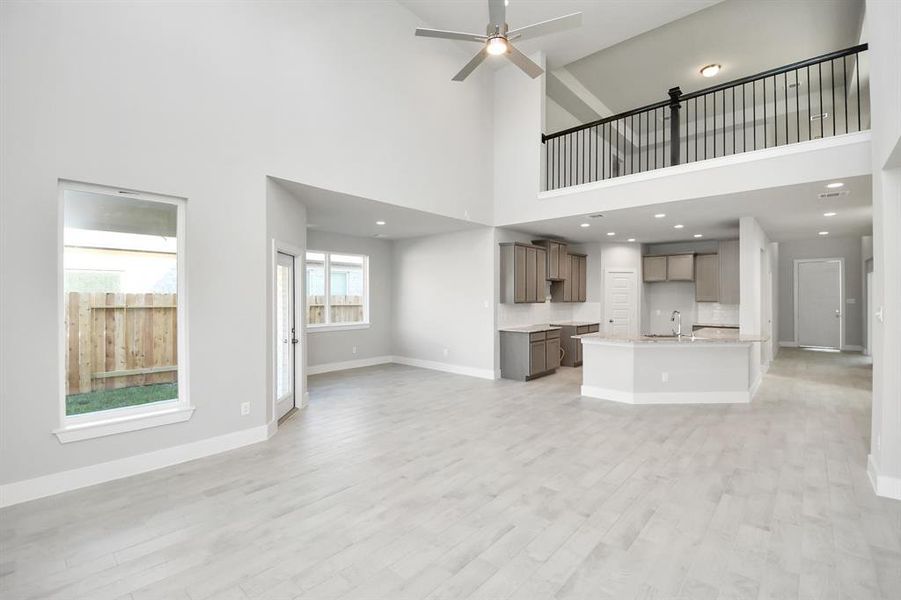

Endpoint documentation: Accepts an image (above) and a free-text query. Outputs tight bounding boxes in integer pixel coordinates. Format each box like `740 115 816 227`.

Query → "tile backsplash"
497 301 602 329
697 302 739 325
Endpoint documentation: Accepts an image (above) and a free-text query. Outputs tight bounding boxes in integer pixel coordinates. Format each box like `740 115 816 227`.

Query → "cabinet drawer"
529 331 546 342
576 325 590 334
588 324 599 333
545 329 560 339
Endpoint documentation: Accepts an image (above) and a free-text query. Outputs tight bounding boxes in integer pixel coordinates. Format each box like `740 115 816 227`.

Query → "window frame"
305 250 370 332
55 180 192 443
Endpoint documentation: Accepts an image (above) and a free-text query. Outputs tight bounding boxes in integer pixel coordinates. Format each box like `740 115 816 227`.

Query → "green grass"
66 383 178 416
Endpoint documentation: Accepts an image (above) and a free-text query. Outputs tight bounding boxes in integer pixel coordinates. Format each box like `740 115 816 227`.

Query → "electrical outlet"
352 346 357 355
443 348 449 357
240 402 250 416
661 372 669 383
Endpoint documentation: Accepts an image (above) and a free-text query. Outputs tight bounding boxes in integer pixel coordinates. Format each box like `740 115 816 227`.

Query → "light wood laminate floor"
2 349 899 600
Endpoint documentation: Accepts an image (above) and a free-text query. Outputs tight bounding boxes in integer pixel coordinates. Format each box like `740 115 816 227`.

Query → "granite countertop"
576 332 767 344
498 324 562 333
692 322 740 328
548 321 600 327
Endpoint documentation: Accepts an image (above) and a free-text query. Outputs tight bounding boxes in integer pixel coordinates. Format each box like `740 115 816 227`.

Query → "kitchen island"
577 332 766 404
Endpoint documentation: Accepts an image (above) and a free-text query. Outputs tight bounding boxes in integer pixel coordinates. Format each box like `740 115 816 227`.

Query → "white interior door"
604 270 638 337
276 252 296 420
796 259 842 349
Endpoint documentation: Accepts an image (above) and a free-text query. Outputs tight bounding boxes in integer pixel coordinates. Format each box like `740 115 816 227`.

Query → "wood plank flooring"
1 348 899 599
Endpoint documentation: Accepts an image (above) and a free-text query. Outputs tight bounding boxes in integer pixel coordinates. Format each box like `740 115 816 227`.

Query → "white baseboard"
306 355 392 375
580 385 749 405
0 422 274 508
868 454 901 500
391 356 496 380
779 341 799 348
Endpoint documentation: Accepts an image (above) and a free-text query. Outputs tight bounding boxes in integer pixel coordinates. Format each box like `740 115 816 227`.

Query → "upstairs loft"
541 44 870 192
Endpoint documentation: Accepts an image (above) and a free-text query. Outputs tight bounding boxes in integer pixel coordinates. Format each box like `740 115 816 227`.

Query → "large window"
306 251 368 328
58 182 189 441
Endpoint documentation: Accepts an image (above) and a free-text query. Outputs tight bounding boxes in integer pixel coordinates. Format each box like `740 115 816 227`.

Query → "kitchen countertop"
498 324 562 333
692 322 739 328
576 332 767 344
548 321 600 327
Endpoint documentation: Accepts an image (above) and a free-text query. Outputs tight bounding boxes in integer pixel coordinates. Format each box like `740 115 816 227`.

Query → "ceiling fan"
415 0 582 81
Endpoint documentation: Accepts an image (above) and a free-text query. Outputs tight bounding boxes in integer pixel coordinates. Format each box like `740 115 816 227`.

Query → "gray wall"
392 228 495 376
306 230 393 366
778 236 864 348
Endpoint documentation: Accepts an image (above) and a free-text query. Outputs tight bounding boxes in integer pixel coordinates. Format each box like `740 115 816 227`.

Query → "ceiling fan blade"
415 28 487 43
488 0 506 29
452 47 489 82
505 43 544 79
507 12 582 41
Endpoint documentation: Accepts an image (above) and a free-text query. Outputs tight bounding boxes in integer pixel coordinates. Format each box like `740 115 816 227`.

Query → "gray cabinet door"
667 254 695 281
718 240 740 304
562 254 573 302
525 246 538 303
530 341 546 375
513 245 526 303
695 254 719 301
536 248 547 300
545 337 560 370
578 256 587 302
643 256 667 282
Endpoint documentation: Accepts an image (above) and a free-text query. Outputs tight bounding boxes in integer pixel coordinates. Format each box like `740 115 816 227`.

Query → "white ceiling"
560 0 865 116
271 178 480 240
398 0 722 69
507 176 872 244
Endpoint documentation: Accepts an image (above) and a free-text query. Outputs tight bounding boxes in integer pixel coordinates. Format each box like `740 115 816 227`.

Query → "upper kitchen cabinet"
550 252 587 302
532 240 567 281
666 254 695 281
642 256 667 282
718 240 740 304
500 242 547 304
695 253 719 301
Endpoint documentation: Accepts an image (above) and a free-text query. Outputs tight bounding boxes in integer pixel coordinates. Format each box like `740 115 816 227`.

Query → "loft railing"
542 44 869 191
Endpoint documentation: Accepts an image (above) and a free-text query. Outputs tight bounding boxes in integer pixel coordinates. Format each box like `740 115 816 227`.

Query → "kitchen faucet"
671 310 682 339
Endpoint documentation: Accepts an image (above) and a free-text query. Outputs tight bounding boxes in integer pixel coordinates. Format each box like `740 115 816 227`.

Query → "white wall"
739 217 773 391
0 0 493 489
267 180 308 420
777 236 865 349
306 230 393 367
865 0 901 499
392 228 496 378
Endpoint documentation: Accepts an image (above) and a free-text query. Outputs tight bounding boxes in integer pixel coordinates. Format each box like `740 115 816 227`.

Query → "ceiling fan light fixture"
486 36 508 55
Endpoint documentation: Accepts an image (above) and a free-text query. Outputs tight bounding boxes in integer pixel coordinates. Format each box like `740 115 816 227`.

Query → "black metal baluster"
842 57 848 134
763 77 767 148
732 87 736 154
695 97 699 162
807 66 811 141
654 108 658 170
796 70 800 143
722 89 726 157
784 73 788 145
818 62 823 138
753 81 757 150
856 52 861 131
743 83 747 152
831 59 836 137
704 94 708 159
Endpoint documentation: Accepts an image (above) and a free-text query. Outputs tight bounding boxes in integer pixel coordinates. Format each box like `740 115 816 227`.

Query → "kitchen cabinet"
500 243 547 303
695 254 720 301
499 327 561 381
643 256 667 282
550 252 587 302
667 254 695 281
718 240 740 304
532 239 567 280
551 322 599 367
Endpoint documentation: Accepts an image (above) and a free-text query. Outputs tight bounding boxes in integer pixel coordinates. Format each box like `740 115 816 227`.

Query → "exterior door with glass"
276 252 297 420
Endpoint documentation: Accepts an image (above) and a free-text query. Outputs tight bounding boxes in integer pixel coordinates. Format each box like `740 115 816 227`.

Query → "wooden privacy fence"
307 295 363 324
66 292 177 395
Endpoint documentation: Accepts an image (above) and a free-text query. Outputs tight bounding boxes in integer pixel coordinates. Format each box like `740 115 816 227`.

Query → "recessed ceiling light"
376 220 386 225
654 213 666 218
606 232 615 236
818 231 829 236
627 238 636 242
674 224 684 229
693 234 703 238
700 64 721 78
580 223 590 228
824 212 837 217
826 182 844 189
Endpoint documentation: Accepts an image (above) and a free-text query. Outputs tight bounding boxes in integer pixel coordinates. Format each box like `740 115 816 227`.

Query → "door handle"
609 319 614 323
291 338 299 344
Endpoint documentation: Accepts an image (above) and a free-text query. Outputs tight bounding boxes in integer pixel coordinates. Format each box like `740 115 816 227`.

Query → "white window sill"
306 323 370 333
54 406 195 443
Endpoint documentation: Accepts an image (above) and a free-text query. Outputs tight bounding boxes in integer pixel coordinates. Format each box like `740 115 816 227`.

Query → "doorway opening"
273 246 304 424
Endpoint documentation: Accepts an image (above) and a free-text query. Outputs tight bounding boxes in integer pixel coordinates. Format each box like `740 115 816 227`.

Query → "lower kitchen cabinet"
551 322 599 367
499 327 561 381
